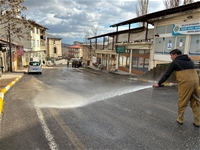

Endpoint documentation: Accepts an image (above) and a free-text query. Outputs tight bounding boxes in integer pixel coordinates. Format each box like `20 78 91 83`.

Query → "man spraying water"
152 49 200 127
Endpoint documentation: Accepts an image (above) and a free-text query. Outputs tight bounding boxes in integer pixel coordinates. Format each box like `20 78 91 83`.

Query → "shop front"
116 43 151 75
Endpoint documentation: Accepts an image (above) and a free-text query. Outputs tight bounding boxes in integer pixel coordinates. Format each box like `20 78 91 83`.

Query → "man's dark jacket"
158 54 195 86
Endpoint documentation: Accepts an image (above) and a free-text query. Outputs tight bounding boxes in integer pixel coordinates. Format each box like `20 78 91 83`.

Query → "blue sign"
172 21 200 36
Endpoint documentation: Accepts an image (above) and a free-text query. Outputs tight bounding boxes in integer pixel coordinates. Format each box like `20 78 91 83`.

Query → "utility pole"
8 22 12 72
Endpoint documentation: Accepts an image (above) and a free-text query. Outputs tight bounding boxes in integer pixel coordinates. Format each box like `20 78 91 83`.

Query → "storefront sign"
116 46 125 53
172 21 200 36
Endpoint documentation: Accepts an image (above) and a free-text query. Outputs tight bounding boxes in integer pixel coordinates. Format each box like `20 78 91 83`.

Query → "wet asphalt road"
0 65 199 150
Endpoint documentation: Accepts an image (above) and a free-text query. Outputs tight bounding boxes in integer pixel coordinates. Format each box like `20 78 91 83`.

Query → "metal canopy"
110 1 200 27
88 26 145 40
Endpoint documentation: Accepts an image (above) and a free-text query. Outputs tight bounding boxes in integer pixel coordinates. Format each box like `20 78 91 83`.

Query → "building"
20 20 48 66
46 34 62 63
88 26 153 75
0 38 23 72
88 2 200 75
62 43 71 59
0 4 49 70
68 42 83 59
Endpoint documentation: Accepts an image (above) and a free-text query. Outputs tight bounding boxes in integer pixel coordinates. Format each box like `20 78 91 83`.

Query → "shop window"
132 57 148 73
132 50 139 54
111 55 115 58
155 38 164 53
164 37 175 54
119 55 129 68
175 37 186 53
189 35 200 55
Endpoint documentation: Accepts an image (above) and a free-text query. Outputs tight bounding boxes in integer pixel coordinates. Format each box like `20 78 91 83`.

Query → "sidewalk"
87 65 137 76
87 65 177 86
0 69 25 114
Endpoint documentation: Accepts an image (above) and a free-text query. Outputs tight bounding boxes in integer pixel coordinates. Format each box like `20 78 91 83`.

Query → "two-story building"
19 20 48 66
68 42 83 59
88 1 200 76
46 34 62 63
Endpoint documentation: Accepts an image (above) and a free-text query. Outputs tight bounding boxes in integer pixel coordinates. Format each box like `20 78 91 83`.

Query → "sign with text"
172 21 200 36
116 46 125 53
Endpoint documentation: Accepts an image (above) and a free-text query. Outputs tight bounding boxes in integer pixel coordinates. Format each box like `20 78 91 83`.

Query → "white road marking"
35 107 59 150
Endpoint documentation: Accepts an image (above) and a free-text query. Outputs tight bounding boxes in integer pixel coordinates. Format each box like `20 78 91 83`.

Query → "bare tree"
135 0 149 27
0 0 33 72
163 0 180 8
163 0 194 9
183 0 194 5
83 29 90 44
91 24 98 36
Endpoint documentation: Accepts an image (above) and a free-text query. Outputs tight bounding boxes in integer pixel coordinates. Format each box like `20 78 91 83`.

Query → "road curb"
0 74 23 115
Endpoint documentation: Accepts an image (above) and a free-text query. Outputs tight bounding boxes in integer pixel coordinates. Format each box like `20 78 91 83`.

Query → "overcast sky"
22 0 197 45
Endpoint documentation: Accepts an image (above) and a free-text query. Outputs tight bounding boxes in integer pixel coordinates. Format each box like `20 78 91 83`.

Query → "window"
189 35 200 55
164 37 175 54
31 40 35 47
175 37 186 53
155 38 164 53
166 24 173 33
54 47 57 53
156 24 173 34
156 26 166 34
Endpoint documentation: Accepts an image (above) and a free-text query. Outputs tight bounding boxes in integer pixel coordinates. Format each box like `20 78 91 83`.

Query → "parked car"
27 61 42 74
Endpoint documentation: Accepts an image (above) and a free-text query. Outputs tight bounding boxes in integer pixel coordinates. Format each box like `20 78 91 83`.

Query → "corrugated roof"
69 45 82 48
110 1 200 27
88 26 145 39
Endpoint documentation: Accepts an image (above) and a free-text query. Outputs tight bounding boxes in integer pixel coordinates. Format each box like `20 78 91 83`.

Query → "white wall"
149 8 200 69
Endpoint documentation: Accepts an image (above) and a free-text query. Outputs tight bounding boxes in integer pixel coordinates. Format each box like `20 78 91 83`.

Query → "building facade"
20 21 48 66
68 43 83 59
46 34 62 63
0 38 23 72
149 5 200 69
88 2 200 76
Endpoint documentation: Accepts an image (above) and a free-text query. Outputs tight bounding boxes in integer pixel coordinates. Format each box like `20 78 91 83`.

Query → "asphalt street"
0 65 199 150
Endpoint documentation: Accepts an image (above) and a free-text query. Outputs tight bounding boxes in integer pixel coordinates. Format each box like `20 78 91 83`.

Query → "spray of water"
34 85 152 109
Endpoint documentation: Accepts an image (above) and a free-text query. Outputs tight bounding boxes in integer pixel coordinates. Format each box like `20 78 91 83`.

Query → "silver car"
27 61 42 74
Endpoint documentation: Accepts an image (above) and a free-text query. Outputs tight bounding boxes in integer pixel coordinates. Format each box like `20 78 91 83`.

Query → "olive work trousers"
177 81 200 125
